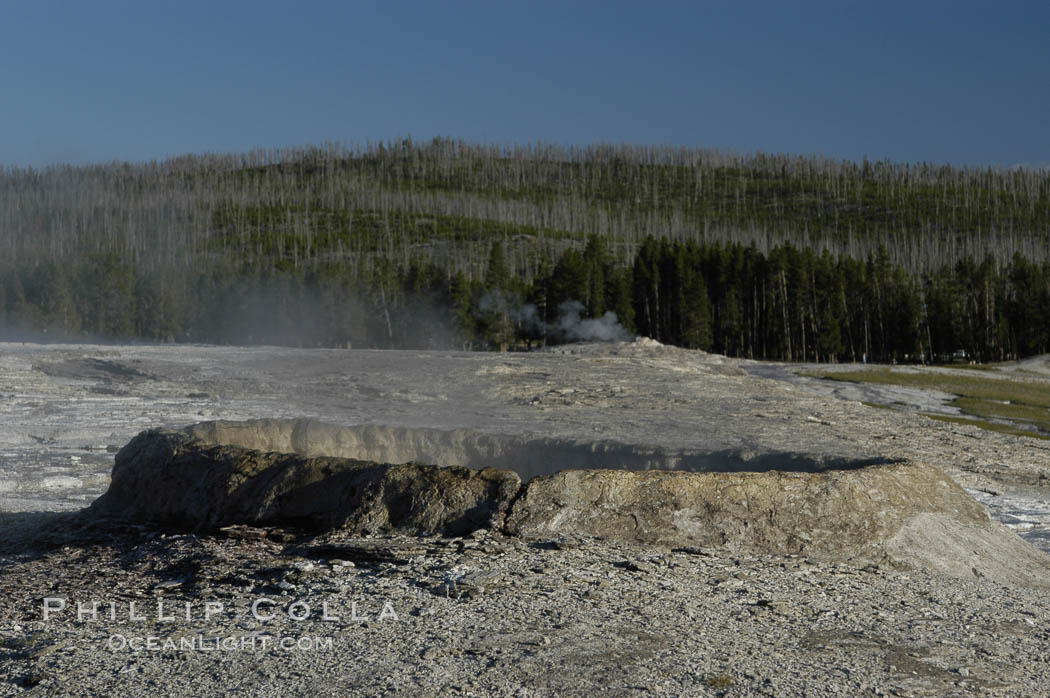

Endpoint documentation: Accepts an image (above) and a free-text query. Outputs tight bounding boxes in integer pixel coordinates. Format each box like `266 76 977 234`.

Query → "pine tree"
484 241 511 291
449 271 476 346
817 303 843 361
582 234 608 317
632 237 662 339
549 249 588 320
81 252 137 338
680 264 713 350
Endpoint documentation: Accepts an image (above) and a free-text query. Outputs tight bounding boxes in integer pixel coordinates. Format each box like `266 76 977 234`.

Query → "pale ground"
2 339 1048 547
3 339 1050 697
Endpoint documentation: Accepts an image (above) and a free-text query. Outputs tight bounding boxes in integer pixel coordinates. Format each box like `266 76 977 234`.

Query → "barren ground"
2 340 1049 696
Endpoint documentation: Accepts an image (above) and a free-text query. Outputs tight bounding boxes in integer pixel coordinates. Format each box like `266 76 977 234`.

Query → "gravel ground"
2 339 1050 696
3 525 1050 697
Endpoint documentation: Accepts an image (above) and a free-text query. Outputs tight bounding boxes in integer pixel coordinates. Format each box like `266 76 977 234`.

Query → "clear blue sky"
2 0 1047 169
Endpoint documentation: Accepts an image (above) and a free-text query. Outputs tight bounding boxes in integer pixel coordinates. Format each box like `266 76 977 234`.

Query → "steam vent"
89 418 1050 585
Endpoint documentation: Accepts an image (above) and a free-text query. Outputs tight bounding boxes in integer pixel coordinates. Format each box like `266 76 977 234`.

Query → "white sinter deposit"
2 339 1048 547
2 339 1050 696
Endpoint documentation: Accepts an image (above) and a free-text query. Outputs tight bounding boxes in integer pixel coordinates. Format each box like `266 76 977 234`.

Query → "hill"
2 139 1049 360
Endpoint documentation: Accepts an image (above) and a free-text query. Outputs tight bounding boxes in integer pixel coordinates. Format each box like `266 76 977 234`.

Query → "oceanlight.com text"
106 634 334 652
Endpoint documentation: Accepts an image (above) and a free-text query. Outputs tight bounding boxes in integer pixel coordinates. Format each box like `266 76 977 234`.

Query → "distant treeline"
1 139 1049 360
3 235 1049 363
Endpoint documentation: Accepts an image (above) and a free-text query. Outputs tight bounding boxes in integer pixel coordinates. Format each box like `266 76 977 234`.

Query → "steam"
477 291 513 316
511 302 544 336
477 292 633 344
553 301 632 342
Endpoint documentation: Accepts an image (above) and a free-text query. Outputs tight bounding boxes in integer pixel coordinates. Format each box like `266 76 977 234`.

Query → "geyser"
86 418 1050 584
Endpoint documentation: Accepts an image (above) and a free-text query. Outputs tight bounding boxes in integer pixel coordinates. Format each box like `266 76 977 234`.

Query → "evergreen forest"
2 138 1050 362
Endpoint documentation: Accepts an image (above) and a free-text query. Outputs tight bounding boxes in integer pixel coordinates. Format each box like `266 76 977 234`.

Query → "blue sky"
2 0 1047 168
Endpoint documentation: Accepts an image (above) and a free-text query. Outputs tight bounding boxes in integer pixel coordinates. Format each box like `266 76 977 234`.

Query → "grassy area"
814 367 1050 439
817 368 1050 408
953 396 1050 430
921 413 1050 441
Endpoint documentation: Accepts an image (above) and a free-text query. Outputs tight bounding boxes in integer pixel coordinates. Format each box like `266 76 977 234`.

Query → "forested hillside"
2 138 1049 361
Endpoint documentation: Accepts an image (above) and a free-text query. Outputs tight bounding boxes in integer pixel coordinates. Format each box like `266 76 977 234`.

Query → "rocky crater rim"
182 417 900 481
81 415 1050 592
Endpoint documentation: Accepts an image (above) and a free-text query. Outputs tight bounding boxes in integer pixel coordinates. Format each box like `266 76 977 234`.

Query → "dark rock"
299 541 428 566
88 428 520 535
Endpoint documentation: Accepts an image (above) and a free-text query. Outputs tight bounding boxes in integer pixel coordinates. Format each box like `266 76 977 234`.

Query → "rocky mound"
88 427 521 534
86 419 1050 586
